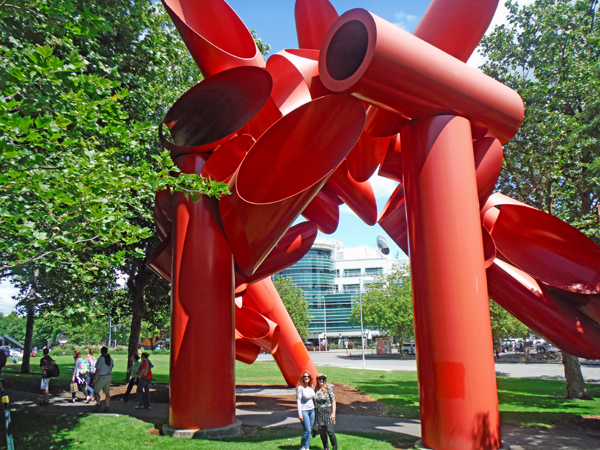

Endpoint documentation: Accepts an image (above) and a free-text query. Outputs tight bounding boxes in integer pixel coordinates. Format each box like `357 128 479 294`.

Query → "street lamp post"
359 276 365 369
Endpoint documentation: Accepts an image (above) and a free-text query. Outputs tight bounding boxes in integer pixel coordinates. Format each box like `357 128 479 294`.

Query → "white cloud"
394 11 418 31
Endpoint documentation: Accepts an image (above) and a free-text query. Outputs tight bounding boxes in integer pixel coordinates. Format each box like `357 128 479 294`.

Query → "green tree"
349 265 413 345
489 299 530 349
479 0 599 399
273 276 311 340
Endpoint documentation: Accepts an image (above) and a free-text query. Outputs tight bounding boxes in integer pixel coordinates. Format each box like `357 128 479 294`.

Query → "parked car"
403 342 416 355
534 342 560 353
10 349 23 358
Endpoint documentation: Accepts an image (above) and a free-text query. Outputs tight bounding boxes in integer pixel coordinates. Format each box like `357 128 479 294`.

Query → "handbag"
70 382 79 393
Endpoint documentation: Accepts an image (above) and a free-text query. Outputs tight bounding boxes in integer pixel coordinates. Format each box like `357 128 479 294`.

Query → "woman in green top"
121 355 140 403
313 373 338 450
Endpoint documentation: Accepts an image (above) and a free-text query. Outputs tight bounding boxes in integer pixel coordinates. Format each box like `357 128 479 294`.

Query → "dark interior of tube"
325 20 369 81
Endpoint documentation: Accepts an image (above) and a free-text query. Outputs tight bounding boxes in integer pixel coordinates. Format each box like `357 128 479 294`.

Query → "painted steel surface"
295 0 338 50
319 9 524 143
243 279 318 386
402 116 500 450
161 0 265 77
149 0 600 444
483 194 600 294
220 94 365 275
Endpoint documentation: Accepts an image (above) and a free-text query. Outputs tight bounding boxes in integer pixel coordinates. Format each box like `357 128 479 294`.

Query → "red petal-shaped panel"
378 134 403 182
156 189 174 222
295 0 339 50
146 235 172 282
236 304 280 353
239 95 282 142
346 132 391 182
220 95 365 275
161 0 265 78
483 194 600 294
481 225 496 269
200 134 255 183
160 67 272 157
487 259 600 359
243 278 318 386
473 137 503 208
243 221 318 284
235 333 261 365
364 106 411 138
319 9 524 143
327 161 377 226
301 190 339 234
377 184 409 255
413 0 498 63
154 196 171 241
267 49 319 115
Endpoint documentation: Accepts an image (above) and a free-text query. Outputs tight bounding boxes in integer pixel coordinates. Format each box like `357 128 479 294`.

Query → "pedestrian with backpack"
39 348 56 406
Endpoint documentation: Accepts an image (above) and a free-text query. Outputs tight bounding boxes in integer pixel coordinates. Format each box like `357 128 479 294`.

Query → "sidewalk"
5 388 600 450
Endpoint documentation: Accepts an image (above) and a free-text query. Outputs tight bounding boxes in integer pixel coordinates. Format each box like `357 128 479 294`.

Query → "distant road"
256 350 600 382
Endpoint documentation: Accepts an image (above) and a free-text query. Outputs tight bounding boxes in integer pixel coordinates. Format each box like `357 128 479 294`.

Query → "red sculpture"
147 0 600 448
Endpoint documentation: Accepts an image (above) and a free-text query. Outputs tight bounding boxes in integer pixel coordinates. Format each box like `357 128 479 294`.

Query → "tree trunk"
20 307 35 374
125 264 148 381
562 351 592 400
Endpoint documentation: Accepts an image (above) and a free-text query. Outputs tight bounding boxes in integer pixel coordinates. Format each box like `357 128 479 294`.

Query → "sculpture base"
163 420 242 440
415 439 510 450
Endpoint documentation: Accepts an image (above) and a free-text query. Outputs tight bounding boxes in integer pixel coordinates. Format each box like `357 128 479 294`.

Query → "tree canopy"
479 0 600 242
272 276 311 340
349 265 413 344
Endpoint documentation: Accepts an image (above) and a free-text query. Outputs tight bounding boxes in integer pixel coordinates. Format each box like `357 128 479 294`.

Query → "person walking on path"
39 348 54 406
71 350 93 403
121 354 140 403
313 373 338 450
93 346 114 412
85 349 97 388
296 370 315 450
135 353 153 409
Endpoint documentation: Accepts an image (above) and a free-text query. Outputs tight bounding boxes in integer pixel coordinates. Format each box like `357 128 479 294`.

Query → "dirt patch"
235 383 387 416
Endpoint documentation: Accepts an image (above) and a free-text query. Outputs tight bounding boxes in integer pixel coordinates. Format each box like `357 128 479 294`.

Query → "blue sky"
0 0 526 314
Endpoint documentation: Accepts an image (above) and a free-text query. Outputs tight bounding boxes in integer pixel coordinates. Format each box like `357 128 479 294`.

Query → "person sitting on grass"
93 346 114 412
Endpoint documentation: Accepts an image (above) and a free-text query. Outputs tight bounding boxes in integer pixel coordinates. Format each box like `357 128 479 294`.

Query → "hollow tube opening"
325 20 369 81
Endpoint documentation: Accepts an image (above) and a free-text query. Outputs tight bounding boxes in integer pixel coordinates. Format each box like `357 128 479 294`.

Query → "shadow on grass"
350 381 421 418
0 410 79 450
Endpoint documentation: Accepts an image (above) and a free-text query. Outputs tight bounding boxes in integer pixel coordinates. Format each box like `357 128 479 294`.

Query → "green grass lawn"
2 356 600 449
0 410 414 450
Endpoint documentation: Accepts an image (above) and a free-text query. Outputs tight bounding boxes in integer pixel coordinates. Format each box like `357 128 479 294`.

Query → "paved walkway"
6 387 600 449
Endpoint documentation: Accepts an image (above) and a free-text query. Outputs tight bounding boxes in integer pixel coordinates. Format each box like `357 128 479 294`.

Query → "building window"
343 284 360 293
365 267 383 277
343 269 361 278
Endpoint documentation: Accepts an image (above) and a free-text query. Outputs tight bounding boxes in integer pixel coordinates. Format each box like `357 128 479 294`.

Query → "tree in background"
479 0 599 399
349 265 413 345
273 276 311 340
489 300 530 349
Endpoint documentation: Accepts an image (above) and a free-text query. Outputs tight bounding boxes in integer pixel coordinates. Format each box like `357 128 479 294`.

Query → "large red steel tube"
402 116 500 450
482 194 600 294
161 0 265 78
360 0 500 138
319 9 524 144
487 260 600 360
160 67 272 157
295 0 338 50
243 278 318 386
169 155 236 431
474 138 504 208
220 95 365 275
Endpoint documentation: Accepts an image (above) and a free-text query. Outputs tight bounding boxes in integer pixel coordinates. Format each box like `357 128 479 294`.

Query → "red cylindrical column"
170 155 236 431
401 116 500 450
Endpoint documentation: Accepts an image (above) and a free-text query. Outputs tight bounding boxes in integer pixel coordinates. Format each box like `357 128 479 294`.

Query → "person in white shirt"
93 346 114 412
296 370 315 450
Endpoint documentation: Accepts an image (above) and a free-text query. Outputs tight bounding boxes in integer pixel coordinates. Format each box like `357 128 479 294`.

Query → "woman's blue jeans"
300 408 315 449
